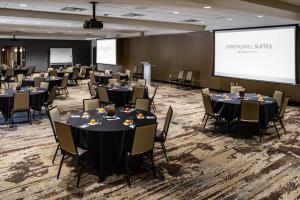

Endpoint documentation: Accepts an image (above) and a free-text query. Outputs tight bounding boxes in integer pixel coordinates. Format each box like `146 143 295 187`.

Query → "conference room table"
67 108 157 181
0 87 47 122
22 77 62 91
95 73 129 85
211 93 278 128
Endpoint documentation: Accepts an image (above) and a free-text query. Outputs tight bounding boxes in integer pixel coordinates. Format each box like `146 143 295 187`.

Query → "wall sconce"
1 48 4 52
14 48 18 53
20 48 23 53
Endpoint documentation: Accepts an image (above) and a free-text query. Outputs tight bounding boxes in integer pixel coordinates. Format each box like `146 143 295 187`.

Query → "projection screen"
214 26 297 84
97 39 117 65
50 48 73 64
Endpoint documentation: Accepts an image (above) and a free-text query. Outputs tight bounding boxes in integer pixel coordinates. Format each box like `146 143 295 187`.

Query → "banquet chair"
8 82 21 89
105 70 111 75
202 93 221 132
130 86 144 106
97 86 110 105
40 82 49 90
69 68 79 85
77 67 86 84
83 99 100 111
155 106 173 163
182 71 193 90
47 106 61 163
108 79 118 85
137 79 146 86
11 92 31 124
57 75 69 99
89 71 97 85
27 66 35 77
124 123 157 187
48 67 54 72
44 86 57 112
273 90 284 107
34 77 45 88
237 100 261 141
271 97 290 137
135 98 151 112
231 86 244 94
112 73 121 82
55 121 88 188
171 70 184 88
49 70 57 77
16 74 24 82
150 84 158 112
4 68 15 88
88 81 97 99
201 88 210 95
125 69 131 77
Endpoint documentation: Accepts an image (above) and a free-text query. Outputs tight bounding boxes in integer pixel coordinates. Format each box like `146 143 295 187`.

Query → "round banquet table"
2 68 28 76
67 108 157 181
95 74 129 85
107 85 149 107
22 77 62 90
0 87 47 121
211 93 278 128
57 71 73 78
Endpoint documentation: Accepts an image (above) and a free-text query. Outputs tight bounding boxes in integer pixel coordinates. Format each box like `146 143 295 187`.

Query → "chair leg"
279 118 287 135
161 142 169 164
201 114 207 123
273 121 280 139
76 160 83 188
57 154 65 179
203 115 209 131
52 144 60 164
258 124 262 142
237 121 240 140
149 152 156 179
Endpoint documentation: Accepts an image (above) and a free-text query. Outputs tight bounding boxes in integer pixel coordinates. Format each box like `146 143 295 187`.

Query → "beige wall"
119 31 300 102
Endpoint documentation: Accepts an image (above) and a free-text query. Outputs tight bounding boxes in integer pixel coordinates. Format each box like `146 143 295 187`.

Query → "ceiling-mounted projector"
84 1 103 29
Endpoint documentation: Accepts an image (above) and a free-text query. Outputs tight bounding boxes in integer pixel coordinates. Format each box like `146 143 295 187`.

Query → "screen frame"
96 38 117 65
212 24 299 85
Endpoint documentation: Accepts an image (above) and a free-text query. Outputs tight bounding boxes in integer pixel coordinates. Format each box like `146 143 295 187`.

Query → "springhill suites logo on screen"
225 43 273 54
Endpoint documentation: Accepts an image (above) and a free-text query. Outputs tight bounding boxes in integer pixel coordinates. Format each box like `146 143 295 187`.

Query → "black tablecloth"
67 109 156 181
95 74 129 85
107 86 149 107
22 77 62 91
211 93 278 128
0 87 47 120
2 68 28 76
57 71 73 78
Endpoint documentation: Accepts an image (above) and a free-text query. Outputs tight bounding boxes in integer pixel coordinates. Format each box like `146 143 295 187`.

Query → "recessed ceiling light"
173 11 180 14
200 21 205 24
227 18 233 21
204 6 211 9
19 4 28 7
257 15 264 18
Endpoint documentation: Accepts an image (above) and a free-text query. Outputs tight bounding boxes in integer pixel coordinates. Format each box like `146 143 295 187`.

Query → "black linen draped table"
67 108 157 181
95 73 129 85
22 77 62 90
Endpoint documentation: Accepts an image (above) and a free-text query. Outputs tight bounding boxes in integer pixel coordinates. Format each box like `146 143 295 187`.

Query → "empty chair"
66 67 73 73
201 88 210 95
34 77 45 88
44 85 57 111
55 121 88 188
238 100 261 141
273 90 284 107
105 70 111 75
271 97 290 137
135 98 151 112
40 82 49 90
88 81 97 99
69 69 79 85
137 79 146 86
27 66 35 76
48 67 54 72
125 69 131 77
11 92 31 124
131 86 144 105
4 68 15 87
16 74 24 82
49 70 57 77
150 84 158 112
155 106 173 163
124 123 157 187
183 71 193 90
57 75 69 98
231 86 244 94
8 82 20 89
171 70 184 88
47 106 61 163
112 73 121 82
97 86 110 105
89 71 97 85
83 99 100 111
202 93 221 132
108 79 118 85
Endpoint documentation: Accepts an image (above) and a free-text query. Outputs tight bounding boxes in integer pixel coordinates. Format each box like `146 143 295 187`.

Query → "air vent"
135 6 148 10
122 13 145 17
61 7 86 12
182 19 199 23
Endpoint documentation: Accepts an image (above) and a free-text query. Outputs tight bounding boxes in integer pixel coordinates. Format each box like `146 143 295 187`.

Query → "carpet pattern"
0 81 300 200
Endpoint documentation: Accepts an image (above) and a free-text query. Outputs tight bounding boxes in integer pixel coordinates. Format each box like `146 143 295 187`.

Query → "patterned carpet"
0 81 300 200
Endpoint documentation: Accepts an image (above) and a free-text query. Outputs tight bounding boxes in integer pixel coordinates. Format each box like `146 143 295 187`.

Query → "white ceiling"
0 0 299 40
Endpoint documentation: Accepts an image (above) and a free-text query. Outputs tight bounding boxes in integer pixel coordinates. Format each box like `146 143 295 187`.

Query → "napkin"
146 116 155 119
79 124 90 128
71 115 81 118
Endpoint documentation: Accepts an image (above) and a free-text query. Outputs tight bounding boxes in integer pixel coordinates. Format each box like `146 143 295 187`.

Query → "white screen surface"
97 39 117 65
50 48 73 64
214 26 296 84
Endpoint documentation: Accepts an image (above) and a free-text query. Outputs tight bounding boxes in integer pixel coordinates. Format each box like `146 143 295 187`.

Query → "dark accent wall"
0 39 92 71
118 31 300 102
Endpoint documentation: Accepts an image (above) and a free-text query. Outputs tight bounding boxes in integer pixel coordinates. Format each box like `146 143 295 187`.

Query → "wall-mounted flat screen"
214 26 297 84
50 48 73 64
97 39 117 65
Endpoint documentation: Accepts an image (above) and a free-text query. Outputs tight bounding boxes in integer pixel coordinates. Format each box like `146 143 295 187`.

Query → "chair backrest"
27 66 35 75
273 90 284 107
125 69 131 77
132 86 145 104
55 121 77 155
34 77 45 87
133 66 138 73
178 71 184 80
240 100 260 122
131 123 157 156
151 84 158 100
72 69 79 79
231 86 244 94
48 67 54 72
48 106 61 141
112 73 121 82
137 65 143 74
201 88 210 95
90 71 97 84
49 70 57 77
279 97 290 118
7 68 14 77
47 85 57 105
66 67 73 73
108 79 118 85
163 106 173 140
83 99 100 111
40 82 49 90
8 82 20 89
105 70 111 75
13 92 30 111
202 93 214 115
17 74 24 82
61 75 69 87
88 81 96 98
137 79 146 86
135 98 151 111
185 71 193 81
97 86 110 103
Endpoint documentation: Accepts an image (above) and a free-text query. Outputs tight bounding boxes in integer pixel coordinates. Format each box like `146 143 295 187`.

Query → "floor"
0 81 300 200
